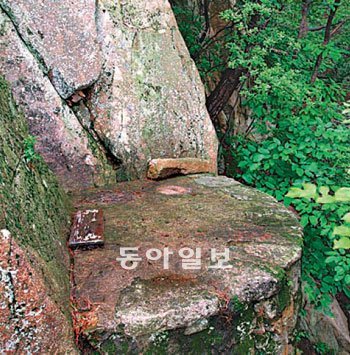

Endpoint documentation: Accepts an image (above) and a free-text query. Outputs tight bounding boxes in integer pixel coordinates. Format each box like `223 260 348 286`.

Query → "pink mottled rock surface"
0 12 110 191
1 0 102 98
0 0 217 187
0 230 76 353
71 175 302 353
84 0 218 180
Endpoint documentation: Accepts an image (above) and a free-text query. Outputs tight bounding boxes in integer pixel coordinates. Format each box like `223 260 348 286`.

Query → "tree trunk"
298 0 312 38
206 67 247 129
310 0 341 83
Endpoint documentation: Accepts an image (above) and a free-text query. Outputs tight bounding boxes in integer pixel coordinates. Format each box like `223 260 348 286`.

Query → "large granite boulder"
0 10 112 191
71 175 303 353
83 0 218 180
0 0 218 187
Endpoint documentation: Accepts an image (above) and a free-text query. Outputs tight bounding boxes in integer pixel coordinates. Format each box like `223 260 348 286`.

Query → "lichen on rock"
85 0 218 180
71 175 303 353
0 0 102 98
0 76 76 352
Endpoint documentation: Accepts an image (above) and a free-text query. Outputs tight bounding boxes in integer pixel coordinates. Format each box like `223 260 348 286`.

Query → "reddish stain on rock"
157 185 193 195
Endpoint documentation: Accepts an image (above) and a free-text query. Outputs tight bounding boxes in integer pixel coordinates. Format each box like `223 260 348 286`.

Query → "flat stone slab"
147 158 212 179
71 175 302 351
69 210 104 249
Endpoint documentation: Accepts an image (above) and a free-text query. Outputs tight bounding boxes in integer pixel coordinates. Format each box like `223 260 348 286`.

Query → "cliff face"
0 0 217 188
0 77 76 352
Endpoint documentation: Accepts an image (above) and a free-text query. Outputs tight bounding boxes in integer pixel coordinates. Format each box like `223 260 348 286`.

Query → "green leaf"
342 212 350 223
334 237 350 249
296 168 304 177
319 186 330 196
316 186 336 203
333 225 350 237
334 273 344 282
335 188 350 202
325 256 337 264
286 183 317 199
309 215 319 226
286 187 302 198
300 215 309 227
316 195 335 204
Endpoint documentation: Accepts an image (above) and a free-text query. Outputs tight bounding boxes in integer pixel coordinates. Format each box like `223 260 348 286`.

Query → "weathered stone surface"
0 2 304 353
71 175 302 353
0 77 76 352
0 13 112 190
84 0 218 180
0 230 76 353
69 209 104 248
0 0 218 186
147 158 212 179
0 0 102 98
300 295 350 354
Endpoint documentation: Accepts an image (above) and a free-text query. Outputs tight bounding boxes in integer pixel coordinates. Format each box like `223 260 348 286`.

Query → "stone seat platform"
70 175 302 354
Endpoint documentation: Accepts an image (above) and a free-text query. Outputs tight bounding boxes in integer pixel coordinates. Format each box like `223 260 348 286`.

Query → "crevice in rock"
0 4 48 74
2 4 98 99
0 6 119 178
0 4 100 100
68 85 123 172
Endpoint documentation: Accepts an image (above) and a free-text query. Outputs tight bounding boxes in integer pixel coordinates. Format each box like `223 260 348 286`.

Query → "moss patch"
0 76 71 312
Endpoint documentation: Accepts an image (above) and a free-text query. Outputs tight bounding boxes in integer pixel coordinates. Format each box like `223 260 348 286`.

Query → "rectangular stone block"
69 209 104 248
147 158 212 180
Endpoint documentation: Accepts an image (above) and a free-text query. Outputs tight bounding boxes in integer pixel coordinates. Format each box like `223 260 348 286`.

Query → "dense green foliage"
286 184 350 311
173 0 350 310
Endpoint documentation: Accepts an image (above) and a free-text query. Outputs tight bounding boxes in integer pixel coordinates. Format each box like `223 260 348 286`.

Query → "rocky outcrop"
300 295 350 354
0 10 113 191
71 175 303 353
0 0 218 187
0 230 76 353
0 77 76 352
86 0 217 180
0 1 304 353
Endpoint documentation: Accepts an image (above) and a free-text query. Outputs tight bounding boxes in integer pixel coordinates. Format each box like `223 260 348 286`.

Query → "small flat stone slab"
147 158 212 179
69 209 104 248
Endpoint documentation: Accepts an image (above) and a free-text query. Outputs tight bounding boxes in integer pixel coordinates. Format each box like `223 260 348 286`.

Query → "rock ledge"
71 175 302 353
